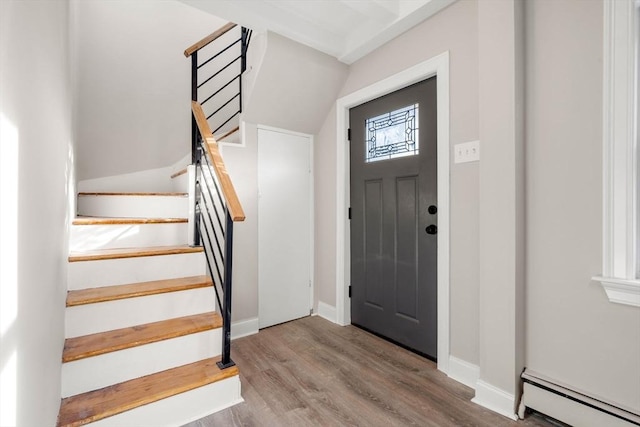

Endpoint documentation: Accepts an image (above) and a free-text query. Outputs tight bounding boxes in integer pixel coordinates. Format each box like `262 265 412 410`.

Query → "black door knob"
425 225 438 235
428 205 437 215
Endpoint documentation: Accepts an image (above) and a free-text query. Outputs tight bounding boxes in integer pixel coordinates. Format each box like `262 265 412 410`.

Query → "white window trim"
593 0 640 307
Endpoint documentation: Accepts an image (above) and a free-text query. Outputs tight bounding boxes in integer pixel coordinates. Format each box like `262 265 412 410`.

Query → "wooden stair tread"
78 192 187 196
68 245 203 262
170 168 188 179
57 356 238 427
63 312 222 362
73 217 187 225
67 275 212 307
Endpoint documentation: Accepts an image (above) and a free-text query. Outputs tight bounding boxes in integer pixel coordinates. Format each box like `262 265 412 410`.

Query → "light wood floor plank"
63 312 221 362
183 316 561 427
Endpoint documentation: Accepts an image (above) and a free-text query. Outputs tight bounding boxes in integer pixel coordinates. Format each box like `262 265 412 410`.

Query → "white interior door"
258 127 312 328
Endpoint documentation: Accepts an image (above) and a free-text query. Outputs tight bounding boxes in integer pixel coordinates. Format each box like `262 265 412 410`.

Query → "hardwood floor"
184 316 559 427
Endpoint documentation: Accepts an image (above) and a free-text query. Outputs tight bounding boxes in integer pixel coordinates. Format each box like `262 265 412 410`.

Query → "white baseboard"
316 301 337 323
448 356 479 390
231 317 259 340
472 379 518 420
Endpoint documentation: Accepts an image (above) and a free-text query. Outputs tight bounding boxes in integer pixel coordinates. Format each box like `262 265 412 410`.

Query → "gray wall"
74 0 226 181
221 124 259 322
476 0 525 403
314 0 481 366
525 0 640 412
0 1 74 425
243 32 349 135
221 33 348 323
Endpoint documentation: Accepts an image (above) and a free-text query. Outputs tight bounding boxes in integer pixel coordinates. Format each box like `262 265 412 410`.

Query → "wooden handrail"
191 101 245 222
184 22 237 58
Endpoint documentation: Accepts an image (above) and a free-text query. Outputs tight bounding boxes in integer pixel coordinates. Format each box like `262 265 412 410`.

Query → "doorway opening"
349 77 438 359
335 52 450 373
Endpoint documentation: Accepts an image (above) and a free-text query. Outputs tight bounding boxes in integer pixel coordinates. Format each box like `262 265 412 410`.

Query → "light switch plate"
454 140 480 164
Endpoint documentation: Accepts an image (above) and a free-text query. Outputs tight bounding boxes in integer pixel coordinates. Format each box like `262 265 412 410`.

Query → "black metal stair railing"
184 23 251 370
193 131 238 370
187 24 252 144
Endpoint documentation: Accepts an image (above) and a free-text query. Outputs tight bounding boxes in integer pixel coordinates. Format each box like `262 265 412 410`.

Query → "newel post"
217 210 236 369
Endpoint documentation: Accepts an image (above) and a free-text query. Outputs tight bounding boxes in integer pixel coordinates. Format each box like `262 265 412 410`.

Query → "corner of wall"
242 30 268 111
448 356 480 390
231 317 259 340
316 301 337 323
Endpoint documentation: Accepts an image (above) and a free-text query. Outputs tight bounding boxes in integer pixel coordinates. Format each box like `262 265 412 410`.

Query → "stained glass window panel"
365 103 419 163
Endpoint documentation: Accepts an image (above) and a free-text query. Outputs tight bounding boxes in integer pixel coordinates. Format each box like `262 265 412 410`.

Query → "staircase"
57 191 241 427
57 22 251 426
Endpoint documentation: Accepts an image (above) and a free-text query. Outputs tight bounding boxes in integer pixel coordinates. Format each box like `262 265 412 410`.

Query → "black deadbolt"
425 225 438 235
428 205 437 215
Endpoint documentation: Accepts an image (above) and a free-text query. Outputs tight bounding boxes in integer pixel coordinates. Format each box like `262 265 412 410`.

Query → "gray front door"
349 77 437 359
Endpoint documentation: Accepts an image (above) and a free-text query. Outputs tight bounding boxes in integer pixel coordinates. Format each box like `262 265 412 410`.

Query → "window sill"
592 277 640 307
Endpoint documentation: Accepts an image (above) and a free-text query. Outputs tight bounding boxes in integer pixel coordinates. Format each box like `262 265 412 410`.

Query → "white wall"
314 0 480 367
215 32 348 325
525 0 640 413
243 32 349 135
74 0 226 181
0 1 75 425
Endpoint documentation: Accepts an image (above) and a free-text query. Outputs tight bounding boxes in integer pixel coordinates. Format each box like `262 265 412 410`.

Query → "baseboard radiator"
520 369 640 427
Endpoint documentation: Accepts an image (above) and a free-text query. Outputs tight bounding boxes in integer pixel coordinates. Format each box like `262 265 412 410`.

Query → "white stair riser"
70 223 188 251
62 329 221 397
171 173 189 193
68 252 205 290
88 375 241 427
66 287 218 337
77 195 188 218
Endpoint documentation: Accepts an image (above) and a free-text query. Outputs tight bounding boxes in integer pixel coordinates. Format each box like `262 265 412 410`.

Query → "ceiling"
181 0 457 64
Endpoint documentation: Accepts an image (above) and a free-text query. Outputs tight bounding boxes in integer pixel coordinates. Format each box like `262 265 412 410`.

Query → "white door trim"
334 52 450 374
